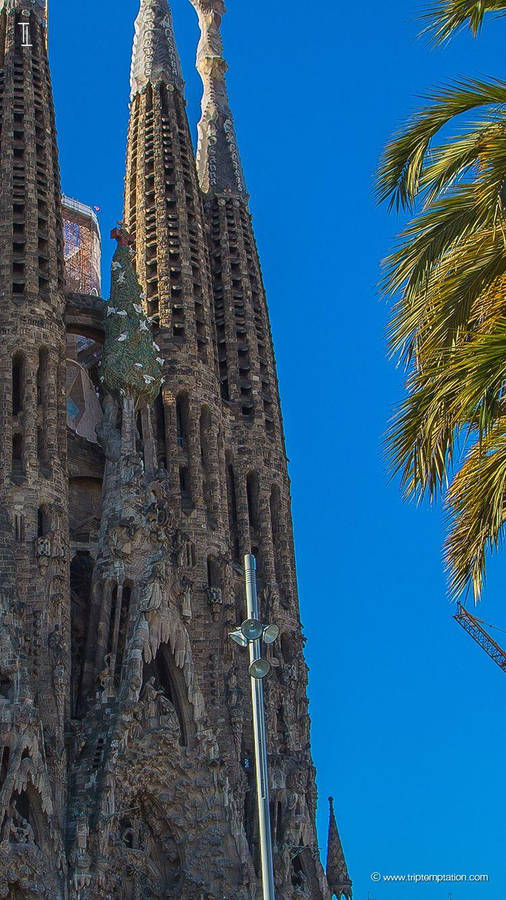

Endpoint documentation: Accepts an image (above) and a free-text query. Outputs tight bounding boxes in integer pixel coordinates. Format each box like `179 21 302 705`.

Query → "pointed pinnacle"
327 797 352 900
130 0 184 101
190 0 247 196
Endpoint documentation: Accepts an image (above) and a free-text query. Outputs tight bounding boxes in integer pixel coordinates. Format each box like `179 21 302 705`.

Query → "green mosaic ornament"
100 226 163 408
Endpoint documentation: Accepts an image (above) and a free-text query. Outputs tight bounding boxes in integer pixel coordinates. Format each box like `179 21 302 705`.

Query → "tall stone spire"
130 0 183 99
190 0 247 196
0 0 67 892
327 797 353 899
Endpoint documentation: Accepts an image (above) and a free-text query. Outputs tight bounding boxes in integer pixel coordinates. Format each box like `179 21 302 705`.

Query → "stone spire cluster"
0 0 352 897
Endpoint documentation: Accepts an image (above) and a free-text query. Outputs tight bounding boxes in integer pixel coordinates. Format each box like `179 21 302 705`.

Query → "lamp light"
262 624 280 645
241 618 263 641
249 658 271 680
229 629 248 648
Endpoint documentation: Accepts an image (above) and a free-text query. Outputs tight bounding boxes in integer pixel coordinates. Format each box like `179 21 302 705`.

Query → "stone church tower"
0 0 352 897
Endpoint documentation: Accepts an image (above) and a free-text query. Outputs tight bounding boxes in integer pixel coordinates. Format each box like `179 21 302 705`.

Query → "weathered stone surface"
0 0 351 897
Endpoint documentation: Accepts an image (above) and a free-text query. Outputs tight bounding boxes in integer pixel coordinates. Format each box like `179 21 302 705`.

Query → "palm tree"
425 0 506 42
378 3 506 600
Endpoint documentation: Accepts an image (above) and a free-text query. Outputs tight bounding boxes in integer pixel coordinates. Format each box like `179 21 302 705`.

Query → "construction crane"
454 603 506 672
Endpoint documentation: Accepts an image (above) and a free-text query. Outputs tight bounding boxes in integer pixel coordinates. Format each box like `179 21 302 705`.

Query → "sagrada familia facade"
0 0 352 896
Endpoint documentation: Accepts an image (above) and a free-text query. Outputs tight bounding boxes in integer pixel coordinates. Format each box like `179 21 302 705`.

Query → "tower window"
14 513 24 542
247 472 260 531
12 353 24 415
179 466 191 512
176 393 189 449
12 434 23 477
37 505 51 538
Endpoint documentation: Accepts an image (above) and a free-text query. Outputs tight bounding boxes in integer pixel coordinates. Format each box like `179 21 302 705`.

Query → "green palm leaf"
377 79 506 210
445 421 506 599
424 0 506 43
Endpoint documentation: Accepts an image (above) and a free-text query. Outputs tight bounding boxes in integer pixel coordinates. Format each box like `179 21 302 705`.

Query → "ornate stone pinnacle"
190 0 247 196
130 0 184 100
326 797 353 900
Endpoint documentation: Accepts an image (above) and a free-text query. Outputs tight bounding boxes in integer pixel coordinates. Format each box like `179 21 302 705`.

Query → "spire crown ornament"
190 0 247 196
130 0 184 100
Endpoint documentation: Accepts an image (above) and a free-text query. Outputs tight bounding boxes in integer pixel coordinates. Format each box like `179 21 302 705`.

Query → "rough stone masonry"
0 0 352 896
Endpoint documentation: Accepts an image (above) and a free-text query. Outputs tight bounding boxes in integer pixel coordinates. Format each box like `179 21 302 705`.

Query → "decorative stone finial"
111 223 134 248
99 227 163 408
130 0 184 100
190 0 247 197
326 797 353 900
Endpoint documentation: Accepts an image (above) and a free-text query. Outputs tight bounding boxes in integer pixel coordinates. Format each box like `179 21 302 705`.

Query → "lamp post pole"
244 554 276 900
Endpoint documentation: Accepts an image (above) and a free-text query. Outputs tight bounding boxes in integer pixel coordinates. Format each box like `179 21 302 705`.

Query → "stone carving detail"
190 0 247 195
206 584 223 619
130 0 184 98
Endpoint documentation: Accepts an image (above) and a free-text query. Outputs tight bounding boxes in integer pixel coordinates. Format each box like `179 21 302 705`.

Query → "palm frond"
445 420 506 599
376 78 506 209
424 0 506 44
388 302 506 498
387 226 506 362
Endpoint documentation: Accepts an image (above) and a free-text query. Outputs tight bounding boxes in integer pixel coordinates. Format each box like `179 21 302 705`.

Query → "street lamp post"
229 554 278 900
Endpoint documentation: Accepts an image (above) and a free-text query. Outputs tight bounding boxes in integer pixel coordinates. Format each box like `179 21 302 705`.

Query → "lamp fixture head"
262 623 280 645
249 658 271 680
241 618 263 642
229 629 248 648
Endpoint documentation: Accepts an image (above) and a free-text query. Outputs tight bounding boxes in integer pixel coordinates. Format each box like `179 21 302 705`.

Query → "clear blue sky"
51 2 506 897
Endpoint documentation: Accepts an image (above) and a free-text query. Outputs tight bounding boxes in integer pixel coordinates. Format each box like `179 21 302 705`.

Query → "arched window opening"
247 472 259 532
179 466 192 513
10 784 44 848
136 412 144 460
12 433 23 479
0 747 10 788
176 393 189 449
14 512 24 542
71 552 94 718
154 391 167 467
226 461 240 560
12 352 24 415
270 485 281 546
291 852 305 889
281 632 297 665
184 541 196 568
146 82 153 112
106 584 118 659
220 377 230 401
270 484 284 589
37 346 48 407
142 645 188 746
0 673 12 700
207 555 221 589
37 505 50 538
291 847 318 893
115 585 132 684
200 407 212 473
200 407 214 522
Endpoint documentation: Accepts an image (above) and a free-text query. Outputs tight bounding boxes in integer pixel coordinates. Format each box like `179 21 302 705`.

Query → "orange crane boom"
454 603 506 672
